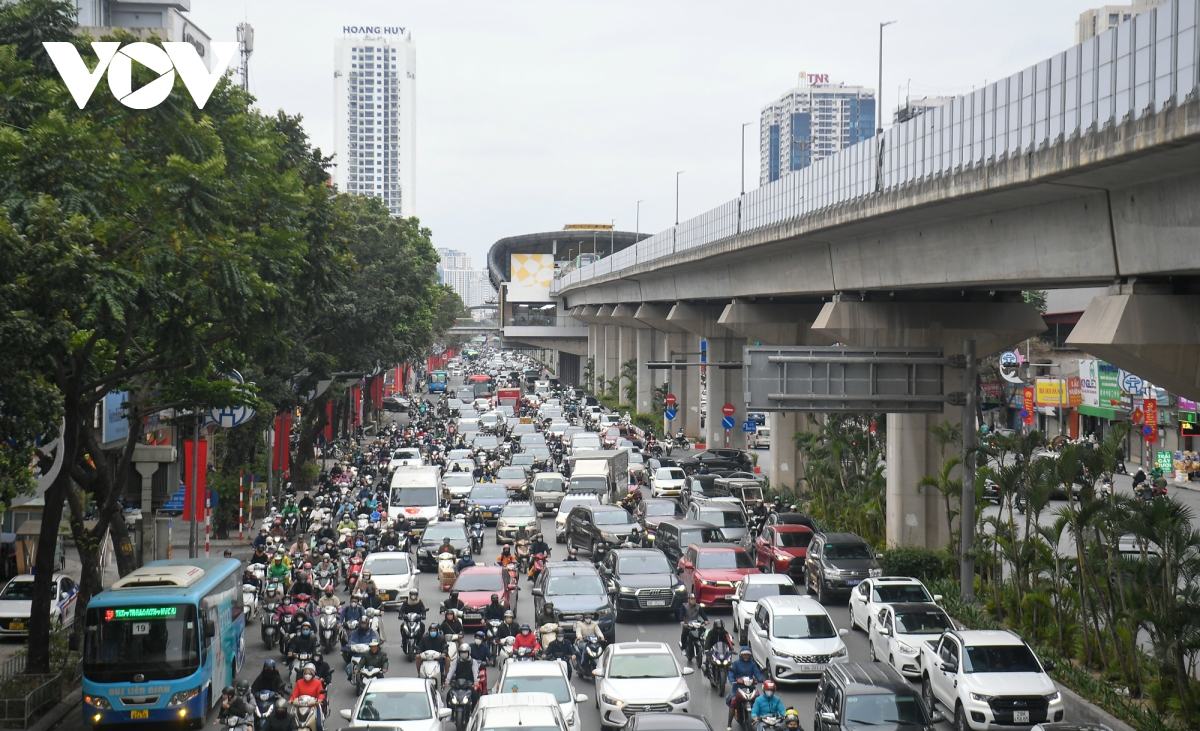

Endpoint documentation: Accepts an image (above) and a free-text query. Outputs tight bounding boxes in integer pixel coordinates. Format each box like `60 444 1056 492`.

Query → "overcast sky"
188 0 1093 267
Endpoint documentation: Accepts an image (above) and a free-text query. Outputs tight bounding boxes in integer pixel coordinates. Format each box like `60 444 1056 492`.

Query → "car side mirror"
1043 660 1056 672
204 619 216 638
941 659 958 674
340 709 352 720
930 710 945 723
756 628 768 638
59 592 68 601
575 693 588 703
413 570 421 575
438 708 452 720
531 588 543 597
876 553 884 560
820 712 837 723
838 628 849 637
681 561 693 570
933 594 942 602
682 666 694 675
877 627 890 636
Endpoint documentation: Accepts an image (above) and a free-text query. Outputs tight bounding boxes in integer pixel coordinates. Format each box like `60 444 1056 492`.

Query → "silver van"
532 472 567 514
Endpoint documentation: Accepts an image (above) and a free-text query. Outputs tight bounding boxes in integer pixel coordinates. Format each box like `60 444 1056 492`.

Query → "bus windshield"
430 372 447 384
84 605 200 683
391 487 438 507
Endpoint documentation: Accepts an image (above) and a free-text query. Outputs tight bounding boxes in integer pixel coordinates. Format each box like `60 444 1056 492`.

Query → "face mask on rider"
765 690 774 698
303 673 313 680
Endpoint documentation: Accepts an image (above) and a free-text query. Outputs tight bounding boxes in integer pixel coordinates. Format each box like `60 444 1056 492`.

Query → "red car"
451 566 515 630
754 525 814 578
677 544 759 607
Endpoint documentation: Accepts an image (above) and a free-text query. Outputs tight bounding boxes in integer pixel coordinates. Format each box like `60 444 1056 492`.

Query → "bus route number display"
104 607 178 621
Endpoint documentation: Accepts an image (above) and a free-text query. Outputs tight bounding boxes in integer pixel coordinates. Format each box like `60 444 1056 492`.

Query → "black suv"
814 662 939 730
531 561 616 642
597 547 687 620
804 532 882 604
679 449 753 474
415 521 470 571
654 519 727 566
564 504 638 555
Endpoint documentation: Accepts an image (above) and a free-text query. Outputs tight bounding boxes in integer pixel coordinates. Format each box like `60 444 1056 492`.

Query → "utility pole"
741 123 751 195
611 219 615 254
961 339 977 602
675 171 685 225
635 200 643 242
877 21 896 135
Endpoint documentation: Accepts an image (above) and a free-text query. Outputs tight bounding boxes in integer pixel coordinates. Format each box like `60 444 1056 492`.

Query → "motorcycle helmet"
236 679 250 694
519 623 531 634
369 639 381 649
784 709 800 728
274 699 289 715
459 644 471 657
763 679 776 696
324 586 335 595
475 631 486 641
410 589 420 600
264 658 276 669
428 623 440 636
222 685 236 698
740 646 753 658
713 619 725 632
569 548 578 559
302 663 316 678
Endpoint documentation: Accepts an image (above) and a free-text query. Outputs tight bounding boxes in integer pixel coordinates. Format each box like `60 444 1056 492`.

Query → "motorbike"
292 593 314 617
732 677 759 731
513 645 537 662
706 638 733 696
291 695 322 731
682 619 706 666
758 714 785 731
365 607 386 642
278 612 297 655
318 606 340 653
469 521 485 555
576 634 602 679
260 603 279 649
418 649 444 686
263 579 285 605
447 675 476 731
485 620 504 666
401 612 425 661
346 556 364 591
346 642 370 680
221 713 255 731
496 636 516 666
438 551 459 591
252 689 276 731
529 551 550 583
314 569 337 593
515 540 532 574
289 652 315 684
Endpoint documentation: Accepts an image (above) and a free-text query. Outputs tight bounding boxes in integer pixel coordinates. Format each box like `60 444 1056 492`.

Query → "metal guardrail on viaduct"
554 0 1200 302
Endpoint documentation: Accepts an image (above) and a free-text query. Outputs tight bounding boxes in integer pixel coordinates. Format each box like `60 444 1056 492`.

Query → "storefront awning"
1079 404 1122 420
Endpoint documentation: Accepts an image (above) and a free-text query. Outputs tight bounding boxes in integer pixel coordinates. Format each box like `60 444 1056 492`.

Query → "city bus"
428 370 448 393
82 558 246 729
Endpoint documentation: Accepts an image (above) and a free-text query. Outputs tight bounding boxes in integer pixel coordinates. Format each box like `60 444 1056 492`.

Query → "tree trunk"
65 483 108 654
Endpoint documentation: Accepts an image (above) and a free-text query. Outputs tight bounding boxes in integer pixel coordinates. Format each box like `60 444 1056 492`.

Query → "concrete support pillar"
702 337 748 449
667 303 739 444
603 324 618 398
589 324 601 392
636 327 654 414
1067 291 1200 402
812 298 1046 548
768 412 800 492
634 303 687 434
683 331 703 439
136 461 158 564
617 326 635 406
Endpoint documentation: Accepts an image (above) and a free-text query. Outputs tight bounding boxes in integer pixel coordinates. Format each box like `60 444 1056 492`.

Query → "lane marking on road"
638 625 645 633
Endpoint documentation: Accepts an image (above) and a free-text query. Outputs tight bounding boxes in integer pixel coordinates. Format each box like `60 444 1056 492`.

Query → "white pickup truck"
919 629 1064 730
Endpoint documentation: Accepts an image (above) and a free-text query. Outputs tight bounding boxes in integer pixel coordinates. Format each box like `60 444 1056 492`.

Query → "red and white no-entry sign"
722 403 735 417
664 393 677 406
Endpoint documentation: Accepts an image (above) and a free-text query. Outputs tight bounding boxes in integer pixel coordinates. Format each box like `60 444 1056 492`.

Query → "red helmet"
763 680 776 692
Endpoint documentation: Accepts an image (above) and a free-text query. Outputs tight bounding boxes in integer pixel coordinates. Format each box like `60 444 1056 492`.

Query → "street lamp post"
675 171 685 225
610 218 615 253
877 21 896 135
636 200 643 241
741 123 751 195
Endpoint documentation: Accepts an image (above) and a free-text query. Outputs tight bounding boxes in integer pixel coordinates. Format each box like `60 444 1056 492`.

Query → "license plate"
644 600 667 607
483 512 493 518
799 664 823 673
378 593 390 600
131 710 149 719
8 622 23 631
845 579 862 586
1014 710 1030 723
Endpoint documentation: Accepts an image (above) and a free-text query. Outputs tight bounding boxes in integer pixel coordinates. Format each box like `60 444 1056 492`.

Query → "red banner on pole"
274 413 291 472
1022 387 1036 425
324 401 333 441
1145 398 1159 443
182 438 208 521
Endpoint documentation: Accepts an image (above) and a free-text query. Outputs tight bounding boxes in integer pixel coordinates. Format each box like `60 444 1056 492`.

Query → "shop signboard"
1180 397 1198 412
980 379 1002 401
1079 360 1099 408
1097 362 1122 406
1180 411 1198 424
1157 450 1174 474
1035 378 1065 406
1066 378 1082 407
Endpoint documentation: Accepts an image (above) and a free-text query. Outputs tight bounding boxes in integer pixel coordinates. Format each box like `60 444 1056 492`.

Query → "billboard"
507 253 554 303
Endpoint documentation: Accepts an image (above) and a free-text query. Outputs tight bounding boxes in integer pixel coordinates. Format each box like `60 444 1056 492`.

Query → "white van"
389 465 441 534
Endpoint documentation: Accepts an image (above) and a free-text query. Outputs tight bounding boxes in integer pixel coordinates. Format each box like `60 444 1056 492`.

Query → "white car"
867 602 955 678
494 660 588 731
554 494 600 544
749 427 771 449
442 472 475 505
747 595 849 683
472 692 567 731
650 467 687 498
338 676 449 729
728 574 800 645
388 448 424 473
0 573 78 635
594 641 693 730
848 576 940 633
361 552 419 607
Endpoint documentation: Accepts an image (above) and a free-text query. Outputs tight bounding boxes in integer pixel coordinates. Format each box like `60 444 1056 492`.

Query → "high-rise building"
759 81 875 185
74 1 216 68
435 249 494 307
436 248 472 271
333 31 416 217
1075 1 1160 44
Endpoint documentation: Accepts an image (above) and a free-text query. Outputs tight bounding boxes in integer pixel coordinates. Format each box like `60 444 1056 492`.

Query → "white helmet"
460 643 472 656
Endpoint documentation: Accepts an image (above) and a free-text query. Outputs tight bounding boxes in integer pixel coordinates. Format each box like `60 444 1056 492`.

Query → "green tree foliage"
792 414 886 546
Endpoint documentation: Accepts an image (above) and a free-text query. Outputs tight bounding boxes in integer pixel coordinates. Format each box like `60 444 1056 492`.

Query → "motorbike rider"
751 680 785 731
269 518 289 540
543 627 577 679
267 554 292 590
495 544 517 567
242 567 262 593
290 570 315 598
726 647 764 731
573 612 604 659
250 542 271 566
456 550 476 573
379 526 401 550
439 609 464 638
495 609 519 641
290 663 326 731
218 685 253 723
358 638 389 676
253 527 270 550
314 553 338 579
298 491 316 514
262 698 299 731
702 618 734 664
481 593 507 622
445 643 483 706
311 651 334 687
281 498 301 523
535 601 557 628
340 594 367 625
440 590 467 615
251 658 289 697
341 619 379 678
288 621 320 671
678 594 709 654
512 623 541 656
317 585 341 610
469 630 492 664
275 595 299 625
314 520 337 545
566 548 580 562
783 709 801 731
399 589 428 620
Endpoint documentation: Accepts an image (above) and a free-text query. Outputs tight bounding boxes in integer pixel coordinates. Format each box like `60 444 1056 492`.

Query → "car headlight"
619 586 635 594
970 692 994 703
670 692 689 705
673 583 687 592
832 646 848 658
168 688 200 706
897 641 916 655
601 694 624 707
498 521 508 529
771 648 793 660
825 568 845 577
85 695 112 710
868 568 882 577
1046 691 1061 703
568 711 577 726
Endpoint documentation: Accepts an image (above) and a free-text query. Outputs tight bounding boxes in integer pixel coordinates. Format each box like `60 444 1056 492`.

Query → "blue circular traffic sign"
664 408 677 421
721 416 735 429
1019 409 1030 418
1144 425 1153 436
